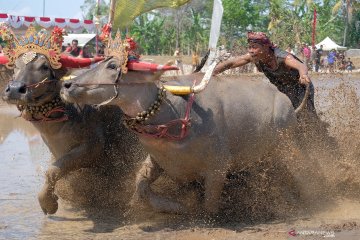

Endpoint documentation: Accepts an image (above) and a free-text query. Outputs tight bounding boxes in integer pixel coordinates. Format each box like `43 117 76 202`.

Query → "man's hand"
299 74 311 85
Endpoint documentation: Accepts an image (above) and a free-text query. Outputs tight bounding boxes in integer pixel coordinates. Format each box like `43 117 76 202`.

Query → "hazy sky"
0 0 88 19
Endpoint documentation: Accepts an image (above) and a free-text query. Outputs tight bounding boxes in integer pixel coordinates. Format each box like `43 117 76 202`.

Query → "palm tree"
332 0 360 46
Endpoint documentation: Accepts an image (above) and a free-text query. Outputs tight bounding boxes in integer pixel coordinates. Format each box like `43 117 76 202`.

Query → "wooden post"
109 0 116 25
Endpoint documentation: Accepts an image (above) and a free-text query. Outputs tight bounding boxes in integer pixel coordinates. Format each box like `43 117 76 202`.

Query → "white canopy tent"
315 37 347 51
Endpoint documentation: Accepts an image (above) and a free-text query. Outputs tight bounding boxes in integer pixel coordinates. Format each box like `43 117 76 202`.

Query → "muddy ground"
1 73 360 239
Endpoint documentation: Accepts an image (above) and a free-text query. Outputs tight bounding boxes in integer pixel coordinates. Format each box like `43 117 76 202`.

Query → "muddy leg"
38 166 62 215
279 134 326 207
131 155 185 213
204 171 227 214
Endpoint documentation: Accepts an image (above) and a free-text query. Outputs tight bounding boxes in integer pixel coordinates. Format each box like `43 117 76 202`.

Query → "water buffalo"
61 54 323 215
2 54 145 215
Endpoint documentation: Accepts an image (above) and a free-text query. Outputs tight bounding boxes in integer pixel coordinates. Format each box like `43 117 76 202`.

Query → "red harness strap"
129 93 196 141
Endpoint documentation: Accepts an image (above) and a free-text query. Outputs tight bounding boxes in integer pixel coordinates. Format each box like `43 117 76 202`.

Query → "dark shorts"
277 82 316 114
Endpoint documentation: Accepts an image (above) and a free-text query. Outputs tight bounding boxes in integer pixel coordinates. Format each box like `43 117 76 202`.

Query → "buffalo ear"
54 68 68 80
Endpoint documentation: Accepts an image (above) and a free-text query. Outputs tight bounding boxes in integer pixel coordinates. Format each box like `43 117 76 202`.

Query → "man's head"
71 39 79 48
247 31 274 60
320 45 323 49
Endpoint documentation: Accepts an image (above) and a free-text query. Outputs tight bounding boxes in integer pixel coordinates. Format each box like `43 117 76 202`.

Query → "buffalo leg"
38 166 61 215
38 141 102 215
204 169 227 214
132 155 185 213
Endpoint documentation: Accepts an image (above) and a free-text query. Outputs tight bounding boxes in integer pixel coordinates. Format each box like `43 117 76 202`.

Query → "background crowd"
291 43 355 73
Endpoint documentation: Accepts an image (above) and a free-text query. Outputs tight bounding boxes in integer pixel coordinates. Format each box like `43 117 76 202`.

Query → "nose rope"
25 77 56 89
94 67 123 107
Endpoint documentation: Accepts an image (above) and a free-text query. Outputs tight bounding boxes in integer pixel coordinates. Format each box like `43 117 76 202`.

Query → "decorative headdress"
0 23 104 69
0 24 64 69
104 30 129 74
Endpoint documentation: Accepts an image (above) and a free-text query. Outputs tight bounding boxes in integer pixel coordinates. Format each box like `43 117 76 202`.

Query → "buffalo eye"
42 64 49 71
107 63 117 70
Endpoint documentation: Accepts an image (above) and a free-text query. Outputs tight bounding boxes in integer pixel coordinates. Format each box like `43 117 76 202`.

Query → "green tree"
81 0 109 21
332 0 360 46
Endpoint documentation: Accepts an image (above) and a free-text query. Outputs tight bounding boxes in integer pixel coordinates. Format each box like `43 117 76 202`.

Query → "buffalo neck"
112 82 160 118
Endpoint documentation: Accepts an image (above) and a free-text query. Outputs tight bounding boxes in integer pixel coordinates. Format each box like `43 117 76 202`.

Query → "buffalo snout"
3 81 27 101
62 81 73 90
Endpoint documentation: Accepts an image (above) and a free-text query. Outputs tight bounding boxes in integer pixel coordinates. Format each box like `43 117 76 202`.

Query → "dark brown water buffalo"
2 54 145 215
61 54 324 215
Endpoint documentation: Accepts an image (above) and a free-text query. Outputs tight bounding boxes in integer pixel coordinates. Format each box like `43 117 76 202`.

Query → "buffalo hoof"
38 189 59 215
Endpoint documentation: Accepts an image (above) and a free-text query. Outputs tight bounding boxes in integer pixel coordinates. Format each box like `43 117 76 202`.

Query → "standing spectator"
337 52 345 70
327 49 337 73
174 48 184 75
346 58 354 72
315 45 323 72
302 43 311 69
322 55 328 73
310 46 316 71
191 51 200 72
66 39 83 57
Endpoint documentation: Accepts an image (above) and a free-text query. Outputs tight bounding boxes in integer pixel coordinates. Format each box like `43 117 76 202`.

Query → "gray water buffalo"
61 55 323 215
2 54 145 214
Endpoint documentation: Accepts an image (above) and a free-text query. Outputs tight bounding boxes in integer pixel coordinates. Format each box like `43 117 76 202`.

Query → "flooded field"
2 74 360 239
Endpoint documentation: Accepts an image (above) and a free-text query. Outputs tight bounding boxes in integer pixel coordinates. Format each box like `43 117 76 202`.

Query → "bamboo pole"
109 0 116 25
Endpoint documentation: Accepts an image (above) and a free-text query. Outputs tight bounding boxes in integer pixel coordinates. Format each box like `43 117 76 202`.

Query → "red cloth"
60 55 104 68
247 31 275 48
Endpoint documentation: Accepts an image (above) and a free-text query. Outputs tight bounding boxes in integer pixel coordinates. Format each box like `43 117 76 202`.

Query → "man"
302 43 311 69
66 39 83 57
327 49 336 73
174 48 184 75
191 51 200 72
346 58 354 72
213 31 316 117
315 45 323 72
310 46 316 71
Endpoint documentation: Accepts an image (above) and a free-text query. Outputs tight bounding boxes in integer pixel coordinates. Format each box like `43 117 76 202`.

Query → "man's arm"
213 53 252 75
284 54 311 85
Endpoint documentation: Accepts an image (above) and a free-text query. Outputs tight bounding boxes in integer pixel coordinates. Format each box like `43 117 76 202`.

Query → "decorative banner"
54 18 67 28
114 0 191 29
312 8 317 48
23 16 35 27
8 15 23 28
0 13 94 32
0 13 8 22
37 17 53 28
207 0 223 67
68 19 82 29
83 20 95 32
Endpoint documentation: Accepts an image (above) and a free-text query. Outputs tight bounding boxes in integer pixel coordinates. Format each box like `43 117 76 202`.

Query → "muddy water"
1 75 360 239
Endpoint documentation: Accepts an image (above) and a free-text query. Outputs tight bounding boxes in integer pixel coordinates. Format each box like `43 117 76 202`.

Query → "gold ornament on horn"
104 30 129 74
0 24 64 69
